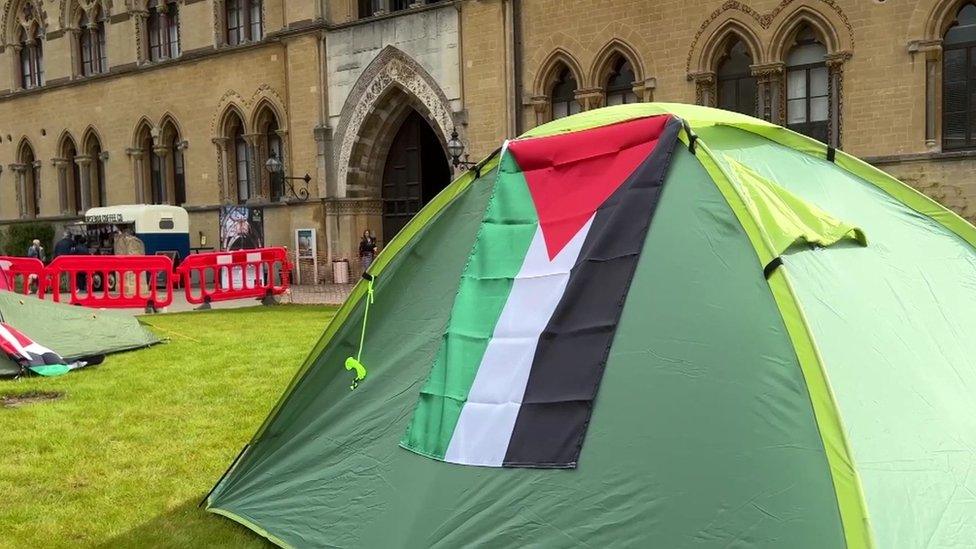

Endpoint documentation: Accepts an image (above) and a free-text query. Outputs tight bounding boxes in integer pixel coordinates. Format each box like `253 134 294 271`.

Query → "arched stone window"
56 134 82 214
18 23 44 89
253 103 284 201
785 25 829 142
133 118 184 205
217 109 252 204
943 3 976 150
550 66 580 120
605 56 637 106
14 140 40 218
717 39 757 116
83 130 107 208
79 5 107 76
148 0 180 62
226 0 263 46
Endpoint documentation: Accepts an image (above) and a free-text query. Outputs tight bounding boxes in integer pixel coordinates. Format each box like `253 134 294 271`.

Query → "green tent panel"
0 291 159 377
206 104 976 548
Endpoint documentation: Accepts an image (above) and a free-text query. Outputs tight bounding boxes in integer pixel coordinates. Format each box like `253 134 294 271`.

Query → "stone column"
152 146 170 204
244 133 266 201
30 160 42 216
10 164 26 218
825 52 851 149
751 62 784 123
126 148 146 203
530 95 549 127
275 128 291 200
75 154 93 212
10 45 22 90
575 88 603 111
690 72 716 107
212 137 231 202
633 77 656 103
133 10 149 64
313 125 333 199
66 27 82 77
52 158 70 214
96 151 109 206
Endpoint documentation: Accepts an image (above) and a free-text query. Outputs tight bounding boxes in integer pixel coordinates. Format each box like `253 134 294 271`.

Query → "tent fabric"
206 104 976 548
0 291 159 377
401 116 680 468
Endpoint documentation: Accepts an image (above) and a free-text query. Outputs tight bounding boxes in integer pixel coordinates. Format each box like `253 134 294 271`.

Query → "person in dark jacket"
52 232 73 259
358 229 378 273
71 235 90 290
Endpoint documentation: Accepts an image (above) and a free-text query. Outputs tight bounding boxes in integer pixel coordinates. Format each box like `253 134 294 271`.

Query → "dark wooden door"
381 111 450 245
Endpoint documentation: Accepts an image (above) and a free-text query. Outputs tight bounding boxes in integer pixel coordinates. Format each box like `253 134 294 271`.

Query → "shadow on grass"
95 497 274 549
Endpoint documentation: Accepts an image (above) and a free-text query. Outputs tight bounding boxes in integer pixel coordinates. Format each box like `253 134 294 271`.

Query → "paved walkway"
42 284 356 315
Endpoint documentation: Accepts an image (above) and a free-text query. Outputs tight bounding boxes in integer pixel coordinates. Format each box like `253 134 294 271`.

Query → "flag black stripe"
503 118 681 468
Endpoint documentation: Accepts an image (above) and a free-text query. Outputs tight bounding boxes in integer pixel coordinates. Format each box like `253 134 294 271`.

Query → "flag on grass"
0 322 83 376
401 115 681 468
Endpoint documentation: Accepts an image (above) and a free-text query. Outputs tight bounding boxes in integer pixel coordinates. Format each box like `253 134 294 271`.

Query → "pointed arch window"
232 122 252 203
605 56 638 106
79 7 107 76
18 25 44 89
550 67 580 120
717 39 757 116
172 133 186 205
85 134 107 208
18 143 40 218
227 0 263 46
148 0 180 61
785 25 829 142
943 3 976 150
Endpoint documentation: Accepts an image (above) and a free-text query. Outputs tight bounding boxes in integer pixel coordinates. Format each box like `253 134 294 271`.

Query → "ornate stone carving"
326 198 384 216
333 46 457 197
685 0 856 73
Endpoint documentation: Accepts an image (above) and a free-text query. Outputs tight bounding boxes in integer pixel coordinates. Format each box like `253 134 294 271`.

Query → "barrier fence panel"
178 247 291 305
45 255 175 310
0 256 49 295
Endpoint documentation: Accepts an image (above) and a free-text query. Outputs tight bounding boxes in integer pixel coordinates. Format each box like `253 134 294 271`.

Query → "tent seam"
685 129 874 549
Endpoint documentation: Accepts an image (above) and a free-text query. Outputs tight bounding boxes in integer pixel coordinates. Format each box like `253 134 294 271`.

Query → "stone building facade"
0 0 973 280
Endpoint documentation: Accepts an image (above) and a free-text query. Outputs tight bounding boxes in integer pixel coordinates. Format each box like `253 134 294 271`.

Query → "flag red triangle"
508 115 671 260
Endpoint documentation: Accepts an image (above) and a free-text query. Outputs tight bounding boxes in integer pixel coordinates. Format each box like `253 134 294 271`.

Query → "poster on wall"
295 228 317 285
218 206 266 289
219 206 265 251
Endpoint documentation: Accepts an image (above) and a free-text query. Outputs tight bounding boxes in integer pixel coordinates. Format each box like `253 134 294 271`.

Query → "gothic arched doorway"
380 110 451 244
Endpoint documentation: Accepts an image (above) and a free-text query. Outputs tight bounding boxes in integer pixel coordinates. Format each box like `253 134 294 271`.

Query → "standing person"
25 239 45 294
71 235 90 290
52 231 73 260
358 229 378 273
26 239 46 263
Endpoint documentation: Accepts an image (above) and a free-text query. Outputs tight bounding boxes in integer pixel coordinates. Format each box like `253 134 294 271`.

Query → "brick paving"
283 284 355 306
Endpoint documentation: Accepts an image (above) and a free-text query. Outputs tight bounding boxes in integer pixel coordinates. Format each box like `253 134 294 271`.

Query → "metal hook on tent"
345 273 374 390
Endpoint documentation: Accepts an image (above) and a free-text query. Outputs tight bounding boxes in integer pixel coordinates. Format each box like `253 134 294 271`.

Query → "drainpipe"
512 0 523 136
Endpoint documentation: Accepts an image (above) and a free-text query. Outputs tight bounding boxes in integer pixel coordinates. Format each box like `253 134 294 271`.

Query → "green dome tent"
206 104 976 548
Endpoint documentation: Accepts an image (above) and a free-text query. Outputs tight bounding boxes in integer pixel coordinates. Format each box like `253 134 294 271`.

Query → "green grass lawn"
0 305 337 548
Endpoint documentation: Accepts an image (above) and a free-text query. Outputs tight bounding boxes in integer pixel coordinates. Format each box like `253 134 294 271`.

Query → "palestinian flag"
401 115 680 468
0 322 81 377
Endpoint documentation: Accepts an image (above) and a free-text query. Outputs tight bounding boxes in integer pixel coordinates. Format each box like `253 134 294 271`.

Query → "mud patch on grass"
1 391 64 408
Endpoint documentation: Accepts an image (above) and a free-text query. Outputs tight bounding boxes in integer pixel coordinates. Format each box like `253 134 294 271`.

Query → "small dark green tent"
0 291 158 377
206 104 976 548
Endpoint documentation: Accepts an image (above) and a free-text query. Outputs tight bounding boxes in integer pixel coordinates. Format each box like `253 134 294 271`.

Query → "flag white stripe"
444 217 594 466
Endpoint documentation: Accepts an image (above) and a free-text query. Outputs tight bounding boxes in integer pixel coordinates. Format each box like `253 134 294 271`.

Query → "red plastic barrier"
0 256 49 295
45 255 175 310
177 247 291 305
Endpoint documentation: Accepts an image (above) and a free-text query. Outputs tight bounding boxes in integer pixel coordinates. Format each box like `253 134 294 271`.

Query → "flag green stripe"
401 151 539 459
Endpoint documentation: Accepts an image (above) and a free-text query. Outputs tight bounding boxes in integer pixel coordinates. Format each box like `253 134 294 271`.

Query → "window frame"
942 37 976 150
148 0 180 62
785 60 830 143
604 57 638 106
550 67 580 121
226 0 263 46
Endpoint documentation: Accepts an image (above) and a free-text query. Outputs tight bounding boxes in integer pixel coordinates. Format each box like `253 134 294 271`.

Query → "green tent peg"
345 274 375 390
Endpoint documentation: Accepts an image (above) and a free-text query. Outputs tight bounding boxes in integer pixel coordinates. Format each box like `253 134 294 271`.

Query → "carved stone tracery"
333 46 457 198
